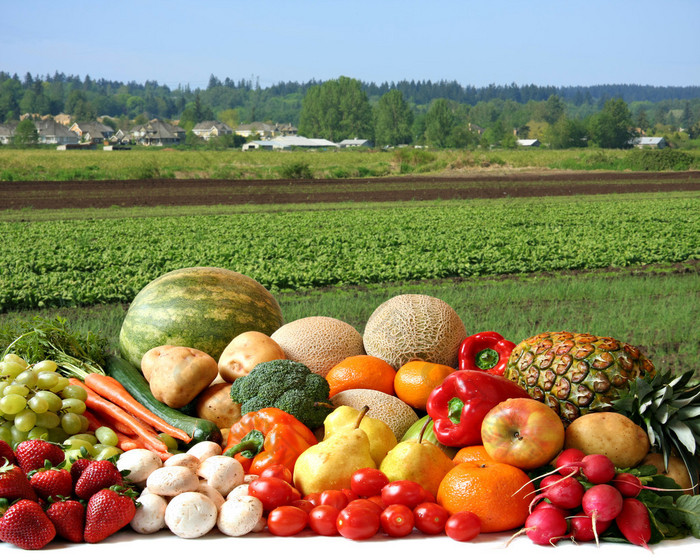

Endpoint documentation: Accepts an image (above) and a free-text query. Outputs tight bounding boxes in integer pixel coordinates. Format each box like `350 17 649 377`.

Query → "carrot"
83 372 191 443
69 378 169 453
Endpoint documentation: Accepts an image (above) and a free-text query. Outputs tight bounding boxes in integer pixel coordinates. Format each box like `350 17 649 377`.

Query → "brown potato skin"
564 411 650 468
142 345 219 408
642 453 694 494
218 331 285 383
195 383 242 429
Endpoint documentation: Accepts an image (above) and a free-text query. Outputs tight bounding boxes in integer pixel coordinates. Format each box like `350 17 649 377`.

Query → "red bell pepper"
458 331 516 376
425 370 531 448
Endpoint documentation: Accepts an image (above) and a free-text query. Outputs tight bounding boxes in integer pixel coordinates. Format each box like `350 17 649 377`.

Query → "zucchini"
104 355 222 447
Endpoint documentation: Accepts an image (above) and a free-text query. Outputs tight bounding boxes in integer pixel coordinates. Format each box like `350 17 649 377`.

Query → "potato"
564 411 649 468
195 383 242 429
642 453 693 494
142 345 219 408
218 331 285 383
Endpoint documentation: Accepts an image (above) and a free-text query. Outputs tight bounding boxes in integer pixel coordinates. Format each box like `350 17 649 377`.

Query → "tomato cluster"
247 466 481 541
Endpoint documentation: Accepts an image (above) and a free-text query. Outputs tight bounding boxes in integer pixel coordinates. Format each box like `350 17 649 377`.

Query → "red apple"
480 398 565 470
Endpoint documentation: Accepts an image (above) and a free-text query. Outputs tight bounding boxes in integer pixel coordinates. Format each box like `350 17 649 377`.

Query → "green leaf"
669 420 697 455
673 495 700 538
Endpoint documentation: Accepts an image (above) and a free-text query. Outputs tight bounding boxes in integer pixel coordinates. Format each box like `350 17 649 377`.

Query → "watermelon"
118 267 284 370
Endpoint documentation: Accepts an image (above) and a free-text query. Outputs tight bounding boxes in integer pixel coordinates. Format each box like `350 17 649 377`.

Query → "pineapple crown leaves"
613 369 700 494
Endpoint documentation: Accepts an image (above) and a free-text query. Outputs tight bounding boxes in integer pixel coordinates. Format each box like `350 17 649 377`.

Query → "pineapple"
504 331 699 493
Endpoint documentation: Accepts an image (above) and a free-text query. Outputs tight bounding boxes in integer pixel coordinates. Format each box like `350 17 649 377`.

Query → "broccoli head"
229 359 334 430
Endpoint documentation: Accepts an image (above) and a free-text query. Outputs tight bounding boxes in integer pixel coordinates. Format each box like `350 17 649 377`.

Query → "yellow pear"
379 418 455 497
323 405 397 465
293 406 376 495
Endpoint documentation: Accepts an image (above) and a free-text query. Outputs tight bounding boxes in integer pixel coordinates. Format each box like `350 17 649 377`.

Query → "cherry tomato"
346 498 383 514
380 503 414 537
290 499 315 514
413 502 449 535
308 505 340 536
350 467 389 497
248 477 296 511
267 505 308 536
366 494 386 510
336 505 380 540
445 511 481 542
341 487 359 503
304 492 322 507
259 464 293 484
319 489 349 510
381 480 426 509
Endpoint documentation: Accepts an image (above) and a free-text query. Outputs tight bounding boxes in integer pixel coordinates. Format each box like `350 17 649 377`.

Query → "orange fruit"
393 360 455 409
453 445 495 464
436 461 535 533
325 355 396 397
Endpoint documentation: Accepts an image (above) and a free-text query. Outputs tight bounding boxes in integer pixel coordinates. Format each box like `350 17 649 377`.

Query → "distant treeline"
1 70 698 126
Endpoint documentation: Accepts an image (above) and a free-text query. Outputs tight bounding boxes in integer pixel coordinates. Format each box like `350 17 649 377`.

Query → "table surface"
2 527 696 558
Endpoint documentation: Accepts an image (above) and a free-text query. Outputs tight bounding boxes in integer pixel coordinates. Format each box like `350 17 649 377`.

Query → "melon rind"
362 294 467 370
118 267 284 370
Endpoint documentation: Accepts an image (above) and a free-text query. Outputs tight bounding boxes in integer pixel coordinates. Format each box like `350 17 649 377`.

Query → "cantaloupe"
330 389 420 440
270 316 365 377
362 294 467 370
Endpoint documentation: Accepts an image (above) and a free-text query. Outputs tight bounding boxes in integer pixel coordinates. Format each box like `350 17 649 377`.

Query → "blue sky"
2 0 699 89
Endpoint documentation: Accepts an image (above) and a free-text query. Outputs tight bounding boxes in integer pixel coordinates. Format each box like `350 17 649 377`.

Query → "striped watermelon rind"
118 267 284 370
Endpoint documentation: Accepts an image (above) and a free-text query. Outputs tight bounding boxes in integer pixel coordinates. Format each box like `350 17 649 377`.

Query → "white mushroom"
164 453 201 471
130 493 168 534
186 441 222 462
243 474 259 484
197 480 225 510
196 455 244 497
146 466 200 497
165 492 218 539
226 483 250 500
217 495 264 537
117 449 163 484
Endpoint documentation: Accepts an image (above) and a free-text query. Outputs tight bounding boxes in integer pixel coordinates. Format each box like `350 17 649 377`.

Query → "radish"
569 513 612 543
555 448 586 476
613 472 644 497
522 507 569 546
579 454 616 484
581 483 624 540
530 475 585 511
615 498 652 549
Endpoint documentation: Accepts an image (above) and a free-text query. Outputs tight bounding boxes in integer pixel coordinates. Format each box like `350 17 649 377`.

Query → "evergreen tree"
374 89 414 146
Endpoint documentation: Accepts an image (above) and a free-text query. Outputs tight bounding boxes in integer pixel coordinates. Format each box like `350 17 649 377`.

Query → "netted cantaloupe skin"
270 316 365 377
330 389 420 440
362 294 467 370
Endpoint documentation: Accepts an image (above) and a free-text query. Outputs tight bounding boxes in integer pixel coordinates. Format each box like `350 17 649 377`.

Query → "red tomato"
413 502 449 535
304 492 322 507
366 494 386 510
336 505 380 540
350 468 389 497
319 489 349 510
346 498 383 514
308 505 340 536
248 477 296 511
258 464 293 484
267 505 308 536
381 480 426 509
445 511 481 542
380 503 415 537
290 499 315 514
342 487 359 503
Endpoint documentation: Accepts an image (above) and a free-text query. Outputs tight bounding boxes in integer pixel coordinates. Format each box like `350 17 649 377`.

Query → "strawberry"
74 459 123 500
29 461 73 501
0 462 37 502
14 440 65 472
69 456 92 486
0 499 56 550
46 498 85 543
0 441 16 466
83 487 137 543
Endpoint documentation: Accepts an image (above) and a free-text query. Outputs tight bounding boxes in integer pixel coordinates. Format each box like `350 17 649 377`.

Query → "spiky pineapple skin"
503 332 656 424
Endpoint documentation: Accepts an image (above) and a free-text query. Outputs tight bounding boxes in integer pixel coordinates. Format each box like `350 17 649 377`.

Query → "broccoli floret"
229 359 333 430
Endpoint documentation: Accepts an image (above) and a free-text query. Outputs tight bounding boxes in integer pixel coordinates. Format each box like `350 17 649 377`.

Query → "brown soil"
1 170 699 210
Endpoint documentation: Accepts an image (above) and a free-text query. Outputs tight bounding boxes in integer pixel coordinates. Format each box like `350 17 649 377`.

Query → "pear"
379 417 455 498
401 415 458 459
293 406 376 495
323 405 397 465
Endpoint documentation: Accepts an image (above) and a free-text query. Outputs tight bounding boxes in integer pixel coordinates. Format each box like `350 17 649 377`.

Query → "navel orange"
326 355 397 397
393 360 455 409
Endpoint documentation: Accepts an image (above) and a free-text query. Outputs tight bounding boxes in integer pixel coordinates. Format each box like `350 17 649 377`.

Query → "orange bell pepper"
223 407 318 475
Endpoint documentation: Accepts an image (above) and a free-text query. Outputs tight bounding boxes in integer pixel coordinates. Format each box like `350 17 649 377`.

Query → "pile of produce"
1 266 699 550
